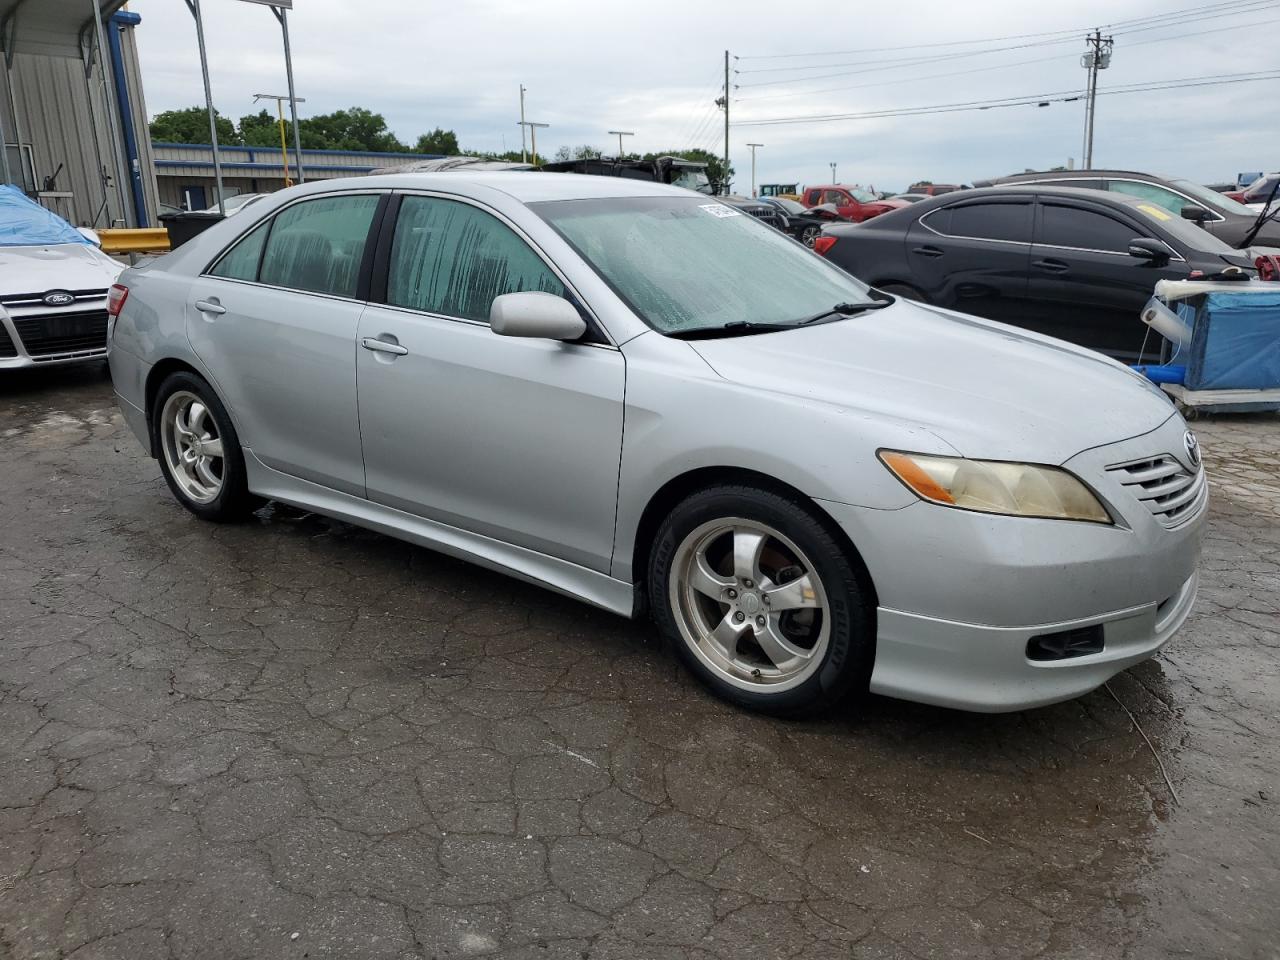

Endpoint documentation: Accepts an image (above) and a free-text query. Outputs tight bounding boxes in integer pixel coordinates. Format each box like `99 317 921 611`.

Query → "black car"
757 197 845 246
817 185 1259 359
973 169 1279 249
717 194 788 232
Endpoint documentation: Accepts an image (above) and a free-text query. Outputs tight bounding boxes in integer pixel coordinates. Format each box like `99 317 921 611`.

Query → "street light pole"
746 142 763 197
608 130 634 158
254 93 307 187
830 161 837 184
519 85 527 162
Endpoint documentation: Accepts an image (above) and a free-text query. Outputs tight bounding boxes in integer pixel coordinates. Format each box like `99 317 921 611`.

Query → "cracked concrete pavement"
1 366 1277 960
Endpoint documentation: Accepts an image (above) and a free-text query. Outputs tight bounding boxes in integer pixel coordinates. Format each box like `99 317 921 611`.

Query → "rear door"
905 196 1032 322
1025 196 1189 359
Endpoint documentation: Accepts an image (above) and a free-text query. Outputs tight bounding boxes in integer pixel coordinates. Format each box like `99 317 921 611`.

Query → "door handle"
361 337 408 356
911 245 944 258
1032 258 1070 273
194 299 226 315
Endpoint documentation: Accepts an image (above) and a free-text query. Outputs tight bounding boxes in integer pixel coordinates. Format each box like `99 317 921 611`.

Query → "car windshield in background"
772 198 806 215
848 188 876 203
534 196 875 335
1170 178 1256 217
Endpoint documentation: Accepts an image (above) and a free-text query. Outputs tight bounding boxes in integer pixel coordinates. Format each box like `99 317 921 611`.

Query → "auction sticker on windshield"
1137 203 1172 221
699 203 741 218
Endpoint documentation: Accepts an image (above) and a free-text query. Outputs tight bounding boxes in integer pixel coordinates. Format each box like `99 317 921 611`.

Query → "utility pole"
746 143 763 197
722 50 730 192
519 120 549 166
608 130 634 158
519 85 527 162
1080 28 1113 169
254 93 306 187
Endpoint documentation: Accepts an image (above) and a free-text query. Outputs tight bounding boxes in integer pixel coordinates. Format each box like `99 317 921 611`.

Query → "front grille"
747 208 784 230
0 288 109 307
0 324 16 358
12 310 109 358
1106 455 1206 527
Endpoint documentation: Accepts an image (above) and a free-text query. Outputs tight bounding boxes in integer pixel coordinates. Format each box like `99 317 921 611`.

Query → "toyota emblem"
1183 430 1201 467
42 290 75 307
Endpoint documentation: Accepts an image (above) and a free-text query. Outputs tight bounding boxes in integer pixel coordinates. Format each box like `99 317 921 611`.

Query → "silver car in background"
107 173 1204 715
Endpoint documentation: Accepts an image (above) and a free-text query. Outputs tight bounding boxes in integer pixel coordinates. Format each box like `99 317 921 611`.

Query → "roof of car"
912 184 1163 209
320 170 692 203
977 170 1177 185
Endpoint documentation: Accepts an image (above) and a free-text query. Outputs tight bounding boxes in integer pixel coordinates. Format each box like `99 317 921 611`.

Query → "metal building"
0 1 160 228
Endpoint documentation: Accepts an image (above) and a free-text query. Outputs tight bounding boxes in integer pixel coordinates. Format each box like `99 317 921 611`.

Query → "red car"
800 185 904 223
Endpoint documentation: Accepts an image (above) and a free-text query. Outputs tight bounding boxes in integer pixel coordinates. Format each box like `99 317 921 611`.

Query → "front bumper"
1 296 111 369
820 416 1206 712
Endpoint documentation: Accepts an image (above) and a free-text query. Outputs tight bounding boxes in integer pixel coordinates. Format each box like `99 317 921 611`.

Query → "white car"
1 186 122 369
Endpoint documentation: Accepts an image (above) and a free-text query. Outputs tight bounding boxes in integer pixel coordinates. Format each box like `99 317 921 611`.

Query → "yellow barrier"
97 227 171 254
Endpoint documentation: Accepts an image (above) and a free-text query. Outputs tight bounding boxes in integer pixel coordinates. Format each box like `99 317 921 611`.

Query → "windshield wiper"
669 321 798 340
795 298 892 326
1241 177 1280 249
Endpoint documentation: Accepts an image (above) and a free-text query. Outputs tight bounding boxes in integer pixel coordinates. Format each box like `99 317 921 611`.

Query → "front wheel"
153 371 257 522
648 485 874 716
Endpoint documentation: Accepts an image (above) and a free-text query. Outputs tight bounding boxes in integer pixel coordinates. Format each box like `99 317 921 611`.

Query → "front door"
906 196 1032 322
187 192 382 496
1025 198 1189 359
355 193 625 573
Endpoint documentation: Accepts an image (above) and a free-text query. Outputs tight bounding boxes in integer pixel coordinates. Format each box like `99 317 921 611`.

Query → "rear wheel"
799 225 821 248
878 282 926 303
648 485 874 715
153 371 257 522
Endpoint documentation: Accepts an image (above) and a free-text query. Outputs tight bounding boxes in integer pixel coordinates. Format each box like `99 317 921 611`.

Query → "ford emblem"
42 290 75 307
1183 430 1201 467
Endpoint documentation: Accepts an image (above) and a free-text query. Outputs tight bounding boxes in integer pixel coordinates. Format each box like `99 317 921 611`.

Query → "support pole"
273 5 304 183
519 85 527 162
89 0 129 224
0 24 11 185
2 11 26 190
184 0 224 214
746 142 762 197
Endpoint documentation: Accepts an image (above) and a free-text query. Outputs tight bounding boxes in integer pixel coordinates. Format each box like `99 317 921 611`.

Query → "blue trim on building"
154 160 381 174
109 11 148 226
152 142 445 161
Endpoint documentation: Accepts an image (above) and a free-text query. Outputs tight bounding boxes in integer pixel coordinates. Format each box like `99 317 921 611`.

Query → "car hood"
687 302 1176 463
0 243 121 295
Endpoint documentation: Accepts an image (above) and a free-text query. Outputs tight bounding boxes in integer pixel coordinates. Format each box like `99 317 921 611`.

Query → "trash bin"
159 211 225 249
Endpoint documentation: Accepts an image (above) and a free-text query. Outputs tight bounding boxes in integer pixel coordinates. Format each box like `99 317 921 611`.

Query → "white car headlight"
879 451 1112 523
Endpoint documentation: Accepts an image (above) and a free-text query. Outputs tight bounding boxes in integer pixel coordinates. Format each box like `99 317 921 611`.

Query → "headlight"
878 451 1111 523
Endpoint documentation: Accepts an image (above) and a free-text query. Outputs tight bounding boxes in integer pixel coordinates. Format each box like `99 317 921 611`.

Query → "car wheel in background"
878 283 927 303
800 226 821 248
648 484 874 716
153 371 257 522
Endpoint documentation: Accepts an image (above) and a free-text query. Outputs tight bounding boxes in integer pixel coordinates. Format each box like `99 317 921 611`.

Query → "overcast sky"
131 0 1278 192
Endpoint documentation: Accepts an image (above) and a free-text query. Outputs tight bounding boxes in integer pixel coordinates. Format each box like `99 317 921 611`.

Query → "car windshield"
534 196 875 335
1126 200 1238 253
847 187 876 203
772 198 805 214
1170 178 1256 216
670 169 715 195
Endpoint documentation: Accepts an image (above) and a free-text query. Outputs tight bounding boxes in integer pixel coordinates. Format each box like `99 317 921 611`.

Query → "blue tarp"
1180 289 1280 390
0 184 90 247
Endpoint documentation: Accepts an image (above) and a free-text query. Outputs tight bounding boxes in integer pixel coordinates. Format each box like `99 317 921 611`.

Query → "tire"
799 226 820 248
878 282 926 303
151 371 257 522
648 484 874 716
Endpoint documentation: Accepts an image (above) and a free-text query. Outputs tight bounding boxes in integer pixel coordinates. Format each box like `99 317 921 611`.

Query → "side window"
1106 181 1184 214
1037 204 1141 252
824 190 848 206
386 196 565 322
946 202 1031 242
258 194 379 297
208 220 269 281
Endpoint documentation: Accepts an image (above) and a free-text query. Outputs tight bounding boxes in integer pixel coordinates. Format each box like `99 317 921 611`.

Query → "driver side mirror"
1128 238 1171 266
1181 205 1210 223
489 291 586 341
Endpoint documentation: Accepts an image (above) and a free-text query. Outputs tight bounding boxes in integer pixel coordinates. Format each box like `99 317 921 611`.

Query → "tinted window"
209 220 269 281
258 194 379 297
1038 203 1141 252
928 202 1031 242
387 196 565 322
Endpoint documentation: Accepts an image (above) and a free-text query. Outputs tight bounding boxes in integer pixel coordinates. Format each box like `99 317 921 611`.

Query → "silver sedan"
107 173 1204 715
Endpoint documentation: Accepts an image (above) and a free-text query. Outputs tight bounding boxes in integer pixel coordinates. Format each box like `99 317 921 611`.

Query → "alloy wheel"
669 517 831 693
160 390 225 504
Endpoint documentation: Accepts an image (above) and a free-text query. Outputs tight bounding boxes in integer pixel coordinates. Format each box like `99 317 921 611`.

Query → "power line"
733 0 1273 60
732 70 1280 126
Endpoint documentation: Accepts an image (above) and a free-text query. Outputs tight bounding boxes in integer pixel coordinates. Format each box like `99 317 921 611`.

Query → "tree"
238 109 284 148
150 106 237 145
298 107 406 152
413 127 460 155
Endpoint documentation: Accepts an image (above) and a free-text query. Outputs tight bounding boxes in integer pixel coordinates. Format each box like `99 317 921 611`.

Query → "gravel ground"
1 365 1277 960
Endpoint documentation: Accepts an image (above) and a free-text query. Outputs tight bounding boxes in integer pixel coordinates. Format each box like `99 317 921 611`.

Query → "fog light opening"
1026 625 1104 662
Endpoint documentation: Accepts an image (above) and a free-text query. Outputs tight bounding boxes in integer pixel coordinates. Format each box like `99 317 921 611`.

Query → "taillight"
813 235 838 256
1256 255 1280 281
106 283 129 317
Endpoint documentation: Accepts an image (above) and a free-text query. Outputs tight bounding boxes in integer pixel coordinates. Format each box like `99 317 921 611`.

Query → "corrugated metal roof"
0 0 129 59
